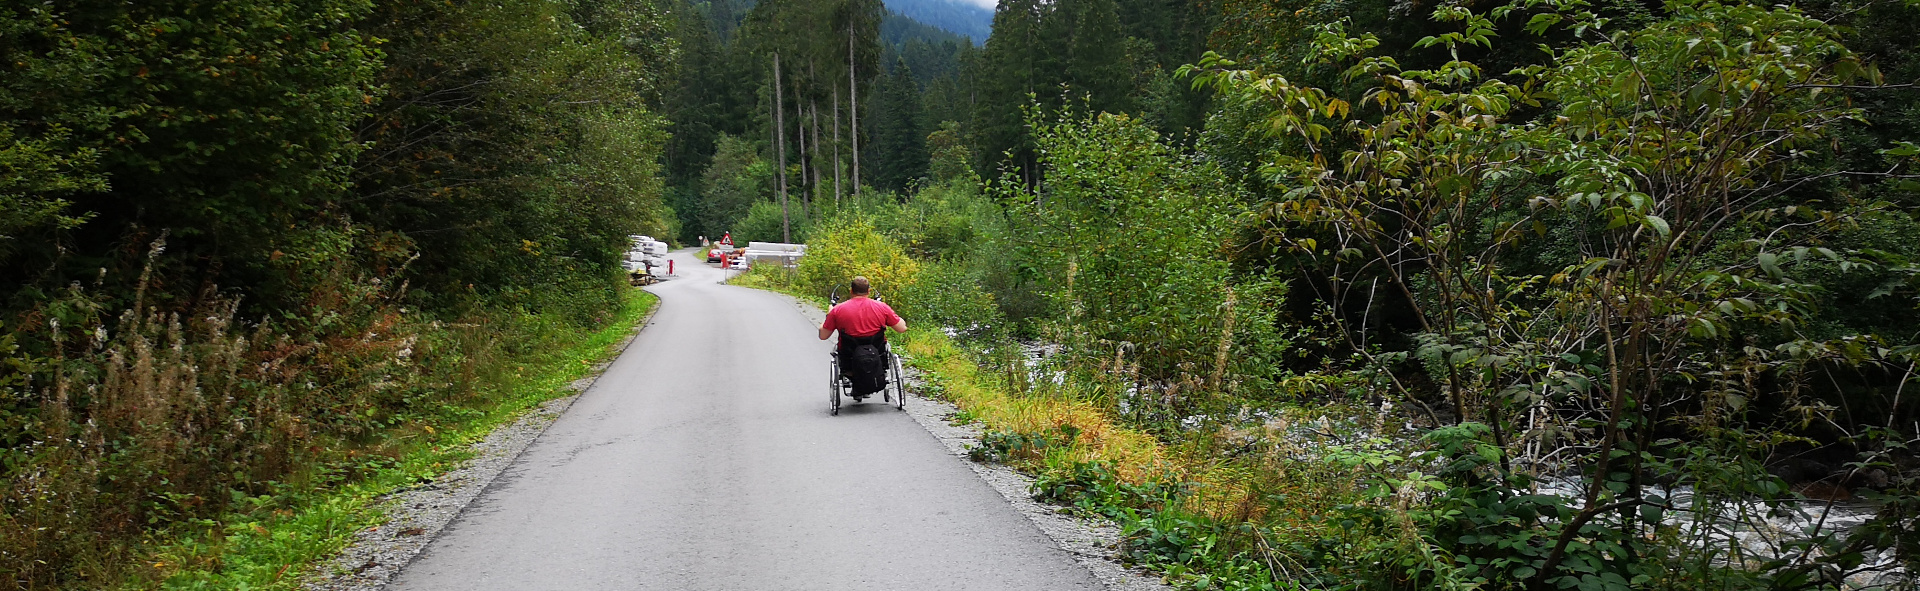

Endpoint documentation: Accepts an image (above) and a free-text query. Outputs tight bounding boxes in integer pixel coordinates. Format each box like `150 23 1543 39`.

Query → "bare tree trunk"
794 80 806 202
833 86 843 205
849 26 860 196
810 100 821 211
773 52 789 243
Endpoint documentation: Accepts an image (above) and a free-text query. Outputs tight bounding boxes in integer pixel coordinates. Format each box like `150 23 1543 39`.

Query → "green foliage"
693 134 776 240
351 0 671 316
0 0 382 308
1007 109 1291 392
697 0 1920 590
735 199 798 244
967 426 1074 463
0 124 101 255
795 217 922 301
1032 459 1168 518
926 121 977 184
900 260 1002 340
872 59 930 192
659 0 761 200
0 0 676 586
1181 1 1920 588
970 0 1212 182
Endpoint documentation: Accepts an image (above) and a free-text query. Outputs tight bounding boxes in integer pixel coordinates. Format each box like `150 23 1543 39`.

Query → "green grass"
120 289 659 590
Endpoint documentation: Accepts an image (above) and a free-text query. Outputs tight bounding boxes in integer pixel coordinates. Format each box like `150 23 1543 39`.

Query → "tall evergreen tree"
1065 0 1130 114
972 0 1044 184
873 59 929 192
662 0 761 241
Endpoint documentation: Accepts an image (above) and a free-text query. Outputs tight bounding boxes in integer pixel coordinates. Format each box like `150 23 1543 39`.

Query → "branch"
1787 82 1918 90
1530 497 1647 586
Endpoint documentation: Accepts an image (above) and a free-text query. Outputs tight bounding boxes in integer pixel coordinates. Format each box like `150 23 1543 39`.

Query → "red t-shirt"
823 296 900 338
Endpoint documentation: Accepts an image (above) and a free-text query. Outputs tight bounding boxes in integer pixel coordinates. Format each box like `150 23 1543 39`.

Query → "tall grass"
896 329 1389 590
0 239 653 589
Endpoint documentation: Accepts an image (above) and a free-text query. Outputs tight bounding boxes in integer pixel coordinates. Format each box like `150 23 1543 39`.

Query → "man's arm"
819 325 834 340
889 317 908 333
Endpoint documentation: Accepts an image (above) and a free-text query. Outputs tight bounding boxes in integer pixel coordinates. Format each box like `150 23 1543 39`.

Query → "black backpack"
845 336 889 395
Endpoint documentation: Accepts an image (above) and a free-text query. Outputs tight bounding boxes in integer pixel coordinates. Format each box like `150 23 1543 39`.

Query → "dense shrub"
1 232 415 585
0 0 674 586
1005 111 1293 396
897 260 1001 340
795 217 921 302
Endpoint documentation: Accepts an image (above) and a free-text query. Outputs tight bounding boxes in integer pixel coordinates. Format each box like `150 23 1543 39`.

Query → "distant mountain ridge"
882 0 992 44
881 9 969 49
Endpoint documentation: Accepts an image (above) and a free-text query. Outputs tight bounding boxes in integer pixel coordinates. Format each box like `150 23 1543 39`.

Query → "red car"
706 239 735 263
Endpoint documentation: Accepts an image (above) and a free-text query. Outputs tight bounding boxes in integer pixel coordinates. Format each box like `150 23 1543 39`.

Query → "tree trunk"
810 100 821 211
849 26 860 196
833 87 843 206
794 79 805 202
773 52 789 243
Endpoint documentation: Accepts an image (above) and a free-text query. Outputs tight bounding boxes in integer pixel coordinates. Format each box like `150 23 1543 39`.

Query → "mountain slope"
882 0 991 44
881 9 973 83
881 9 971 50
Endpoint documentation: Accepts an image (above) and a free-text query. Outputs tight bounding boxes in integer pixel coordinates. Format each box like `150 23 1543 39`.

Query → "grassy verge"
117 288 659 590
896 328 1377 591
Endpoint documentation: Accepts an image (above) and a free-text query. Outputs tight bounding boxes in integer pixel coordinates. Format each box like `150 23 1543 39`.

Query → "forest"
704 0 1920 588
2 0 673 587
3 0 1919 588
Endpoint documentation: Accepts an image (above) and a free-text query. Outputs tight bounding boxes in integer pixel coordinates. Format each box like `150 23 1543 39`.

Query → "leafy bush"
0 0 675 585
1005 110 1293 400
1179 2 1920 587
896 261 1002 340
795 217 922 302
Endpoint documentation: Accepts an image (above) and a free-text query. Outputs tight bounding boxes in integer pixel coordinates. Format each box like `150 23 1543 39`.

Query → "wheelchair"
825 288 906 416
828 343 906 416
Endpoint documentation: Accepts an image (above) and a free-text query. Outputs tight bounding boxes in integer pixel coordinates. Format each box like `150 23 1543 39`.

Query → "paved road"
389 250 1101 590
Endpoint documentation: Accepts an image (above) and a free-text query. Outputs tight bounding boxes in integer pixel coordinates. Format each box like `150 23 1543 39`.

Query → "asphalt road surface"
389 250 1101 590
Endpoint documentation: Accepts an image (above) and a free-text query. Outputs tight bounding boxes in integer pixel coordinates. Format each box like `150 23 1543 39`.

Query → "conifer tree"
1066 0 1130 114
972 0 1044 184
873 59 929 191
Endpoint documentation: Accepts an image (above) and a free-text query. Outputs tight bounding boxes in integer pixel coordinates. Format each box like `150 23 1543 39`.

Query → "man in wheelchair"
818 276 908 399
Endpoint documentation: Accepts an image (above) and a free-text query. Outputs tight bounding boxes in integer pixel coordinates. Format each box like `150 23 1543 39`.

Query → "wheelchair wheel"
889 351 906 411
828 352 843 416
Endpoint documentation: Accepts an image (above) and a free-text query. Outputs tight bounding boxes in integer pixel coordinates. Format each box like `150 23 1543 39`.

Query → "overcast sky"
958 0 995 9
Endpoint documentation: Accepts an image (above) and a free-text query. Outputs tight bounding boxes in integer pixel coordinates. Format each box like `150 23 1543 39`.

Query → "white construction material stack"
743 242 805 268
